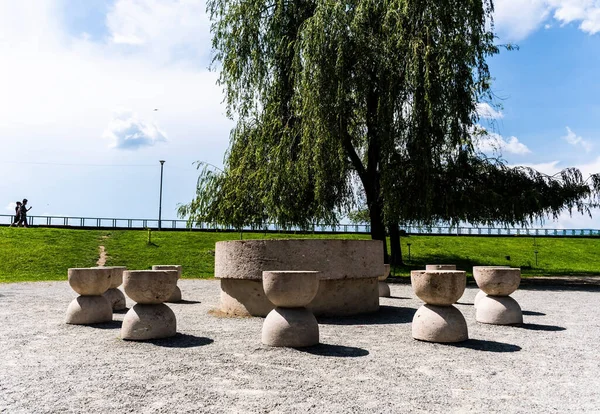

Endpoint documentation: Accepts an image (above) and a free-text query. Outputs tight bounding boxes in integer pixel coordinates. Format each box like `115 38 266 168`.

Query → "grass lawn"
1 227 599 283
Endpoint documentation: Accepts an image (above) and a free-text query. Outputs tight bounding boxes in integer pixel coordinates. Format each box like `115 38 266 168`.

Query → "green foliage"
1 228 600 282
181 0 599 248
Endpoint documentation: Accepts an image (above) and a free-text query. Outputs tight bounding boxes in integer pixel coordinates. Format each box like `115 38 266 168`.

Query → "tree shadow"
317 305 416 326
522 310 546 316
517 323 565 332
448 339 521 353
147 333 214 348
295 343 369 358
87 320 122 329
519 283 600 292
175 300 202 305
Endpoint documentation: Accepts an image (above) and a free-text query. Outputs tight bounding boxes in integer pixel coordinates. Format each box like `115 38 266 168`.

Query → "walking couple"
10 199 32 227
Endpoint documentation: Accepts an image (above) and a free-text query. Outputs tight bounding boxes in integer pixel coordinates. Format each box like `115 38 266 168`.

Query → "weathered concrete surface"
473 290 487 308
378 264 391 282
473 267 521 296
476 295 523 325
152 265 182 279
65 295 113 325
121 304 176 341
215 239 384 281
425 264 457 271
412 304 468 343
411 270 466 306
1 280 599 413
378 282 391 297
262 271 319 308
123 270 177 305
101 266 126 289
68 268 112 296
262 307 319 348
103 288 127 311
152 266 183 302
220 277 379 317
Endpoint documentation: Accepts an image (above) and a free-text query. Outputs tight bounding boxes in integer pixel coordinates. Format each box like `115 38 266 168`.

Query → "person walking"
9 201 21 227
17 199 32 227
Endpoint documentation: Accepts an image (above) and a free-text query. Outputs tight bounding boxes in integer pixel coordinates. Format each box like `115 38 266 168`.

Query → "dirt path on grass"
1 280 599 413
96 246 107 266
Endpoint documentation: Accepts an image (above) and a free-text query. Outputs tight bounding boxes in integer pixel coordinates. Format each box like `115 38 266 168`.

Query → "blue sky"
0 0 599 229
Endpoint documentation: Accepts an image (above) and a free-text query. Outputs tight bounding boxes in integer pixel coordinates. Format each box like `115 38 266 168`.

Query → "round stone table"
215 239 385 317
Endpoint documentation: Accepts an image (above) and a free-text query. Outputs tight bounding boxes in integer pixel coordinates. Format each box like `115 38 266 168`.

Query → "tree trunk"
365 186 388 263
388 223 402 266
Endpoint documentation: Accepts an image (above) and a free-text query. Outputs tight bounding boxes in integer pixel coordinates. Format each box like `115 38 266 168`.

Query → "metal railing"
1 214 599 237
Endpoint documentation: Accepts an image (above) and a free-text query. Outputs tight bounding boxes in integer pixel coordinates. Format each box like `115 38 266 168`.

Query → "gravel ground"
1 279 599 413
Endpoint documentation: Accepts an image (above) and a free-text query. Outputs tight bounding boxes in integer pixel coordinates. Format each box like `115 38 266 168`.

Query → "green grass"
1 227 599 283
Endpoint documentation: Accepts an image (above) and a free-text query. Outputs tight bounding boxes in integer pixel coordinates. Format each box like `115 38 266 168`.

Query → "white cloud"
562 127 593 152
477 103 504 120
106 0 211 64
493 0 600 40
103 109 168 150
477 132 532 155
514 160 563 175
5 202 17 212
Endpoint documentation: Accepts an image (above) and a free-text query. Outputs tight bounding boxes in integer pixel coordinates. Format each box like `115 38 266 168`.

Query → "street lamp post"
158 160 165 230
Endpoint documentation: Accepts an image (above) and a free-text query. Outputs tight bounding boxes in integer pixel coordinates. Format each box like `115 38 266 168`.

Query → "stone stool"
426 264 456 271
378 264 391 297
66 268 113 325
474 267 522 325
411 270 468 343
262 271 320 347
121 270 178 341
473 266 510 308
101 266 127 311
152 265 182 302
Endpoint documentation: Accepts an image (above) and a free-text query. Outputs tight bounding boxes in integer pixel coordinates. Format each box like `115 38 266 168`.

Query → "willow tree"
180 0 599 262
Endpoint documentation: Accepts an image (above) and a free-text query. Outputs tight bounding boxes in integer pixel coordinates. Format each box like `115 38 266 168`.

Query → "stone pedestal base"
220 277 379 317
412 304 468 343
378 281 390 297
103 288 126 311
121 304 176 341
65 296 113 325
262 307 319 347
166 286 182 303
476 296 523 325
474 290 487 308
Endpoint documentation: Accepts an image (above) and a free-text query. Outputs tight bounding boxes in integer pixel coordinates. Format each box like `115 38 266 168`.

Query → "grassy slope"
1 227 599 283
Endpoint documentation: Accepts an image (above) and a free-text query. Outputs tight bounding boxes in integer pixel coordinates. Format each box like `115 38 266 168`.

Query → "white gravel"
1 279 599 413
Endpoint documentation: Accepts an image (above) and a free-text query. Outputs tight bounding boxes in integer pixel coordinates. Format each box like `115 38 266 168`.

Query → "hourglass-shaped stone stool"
379 264 391 297
102 266 127 311
426 264 456 271
474 267 522 325
65 268 113 325
411 270 468 343
120 270 178 341
262 271 320 347
152 265 182 302
473 266 510 308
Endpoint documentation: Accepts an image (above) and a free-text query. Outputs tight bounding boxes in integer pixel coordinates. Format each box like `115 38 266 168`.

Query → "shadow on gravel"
113 308 129 314
296 344 369 358
456 302 474 306
517 323 565 332
388 296 411 300
88 320 123 329
317 305 416 326
522 310 546 316
175 300 202 305
519 284 600 292
148 333 214 348
449 339 521 353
